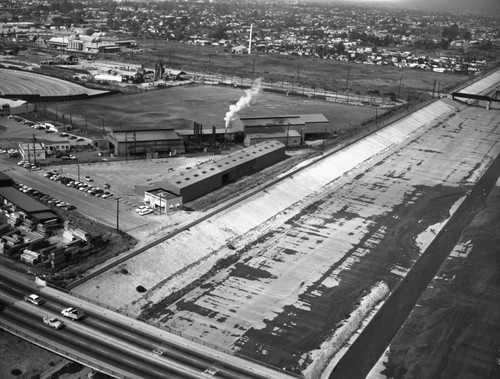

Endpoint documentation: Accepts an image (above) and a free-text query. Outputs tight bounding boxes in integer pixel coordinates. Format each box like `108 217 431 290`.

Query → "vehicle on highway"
42 316 65 330
61 307 85 320
24 294 46 306
138 208 153 216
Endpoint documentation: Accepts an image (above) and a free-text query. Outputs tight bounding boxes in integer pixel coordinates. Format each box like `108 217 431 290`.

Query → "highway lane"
0 306 189 379
0 272 293 379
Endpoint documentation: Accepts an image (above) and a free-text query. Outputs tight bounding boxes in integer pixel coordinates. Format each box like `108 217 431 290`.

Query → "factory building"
105 129 185 158
140 140 286 204
233 114 330 144
176 123 235 152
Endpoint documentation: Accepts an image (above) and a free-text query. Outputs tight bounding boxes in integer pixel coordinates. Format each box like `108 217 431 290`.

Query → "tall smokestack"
224 78 262 130
248 24 253 55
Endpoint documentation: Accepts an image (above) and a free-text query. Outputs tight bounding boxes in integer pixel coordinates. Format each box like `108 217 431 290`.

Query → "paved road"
0 268 295 379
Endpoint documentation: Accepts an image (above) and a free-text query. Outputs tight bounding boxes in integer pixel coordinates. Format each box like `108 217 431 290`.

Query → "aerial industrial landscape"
0 1 499 379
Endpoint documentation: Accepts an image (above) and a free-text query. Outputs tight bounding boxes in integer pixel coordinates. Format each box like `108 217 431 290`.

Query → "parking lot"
0 115 218 241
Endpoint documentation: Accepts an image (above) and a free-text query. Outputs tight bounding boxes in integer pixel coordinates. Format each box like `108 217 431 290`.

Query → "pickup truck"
42 316 64 330
61 307 85 320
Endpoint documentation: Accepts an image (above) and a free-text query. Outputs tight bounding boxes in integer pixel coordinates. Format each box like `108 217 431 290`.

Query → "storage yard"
67 70 500 378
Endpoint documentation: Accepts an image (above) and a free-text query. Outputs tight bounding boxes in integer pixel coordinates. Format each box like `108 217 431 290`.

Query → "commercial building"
142 140 286 203
18 142 46 162
233 114 330 144
43 140 71 155
144 188 182 213
105 129 185 158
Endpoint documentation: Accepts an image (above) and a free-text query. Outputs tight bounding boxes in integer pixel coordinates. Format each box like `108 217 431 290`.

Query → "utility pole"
252 56 255 79
116 198 120 231
398 75 403 99
345 66 350 91
77 164 80 182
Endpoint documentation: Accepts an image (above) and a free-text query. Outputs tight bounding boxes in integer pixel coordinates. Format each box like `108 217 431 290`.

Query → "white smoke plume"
224 78 262 128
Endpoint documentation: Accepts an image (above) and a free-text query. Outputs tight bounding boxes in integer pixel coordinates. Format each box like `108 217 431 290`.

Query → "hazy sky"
337 0 499 13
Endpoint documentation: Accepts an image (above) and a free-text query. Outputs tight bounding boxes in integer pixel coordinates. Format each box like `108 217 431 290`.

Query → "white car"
61 307 85 320
134 205 149 213
24 294 46 306
43 316 65 330
138 208 153 216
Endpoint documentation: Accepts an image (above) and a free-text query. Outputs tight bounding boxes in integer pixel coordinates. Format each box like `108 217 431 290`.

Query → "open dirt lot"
71 92 500 378
47 83 377 131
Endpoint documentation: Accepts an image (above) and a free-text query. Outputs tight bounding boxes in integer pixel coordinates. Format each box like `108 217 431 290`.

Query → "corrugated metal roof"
239 114 328 126
166 140 285 190
176 128 231 136
240 116 304 128
111 129 181 142
31 211 59 221
209 140 285 172
246 130 301 139
168 163 222 189
298 114 329 123
0 187 51 213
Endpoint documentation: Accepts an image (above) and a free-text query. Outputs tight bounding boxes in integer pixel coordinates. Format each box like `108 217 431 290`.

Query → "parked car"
83 176 93 182
134 205 149 213
24 294 46 306
138 208 153 216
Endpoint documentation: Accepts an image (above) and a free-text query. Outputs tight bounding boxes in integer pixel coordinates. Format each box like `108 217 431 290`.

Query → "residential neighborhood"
0 0 498 75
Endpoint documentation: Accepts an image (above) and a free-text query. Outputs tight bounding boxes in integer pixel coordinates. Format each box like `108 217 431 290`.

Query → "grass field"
48 83 378 131
115 38 473 98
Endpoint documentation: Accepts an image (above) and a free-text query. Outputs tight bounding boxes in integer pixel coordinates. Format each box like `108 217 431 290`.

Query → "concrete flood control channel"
331 150 500 379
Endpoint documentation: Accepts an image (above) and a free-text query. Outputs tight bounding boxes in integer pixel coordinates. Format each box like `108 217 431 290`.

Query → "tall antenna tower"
248 24 253 55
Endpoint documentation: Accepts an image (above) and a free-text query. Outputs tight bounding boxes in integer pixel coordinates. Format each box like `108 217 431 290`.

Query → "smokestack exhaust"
224 78 262 130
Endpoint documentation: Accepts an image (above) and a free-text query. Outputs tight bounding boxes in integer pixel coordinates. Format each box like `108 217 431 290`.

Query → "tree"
442 23 459 40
